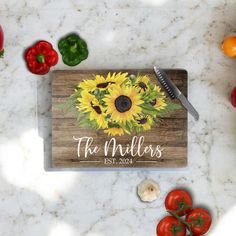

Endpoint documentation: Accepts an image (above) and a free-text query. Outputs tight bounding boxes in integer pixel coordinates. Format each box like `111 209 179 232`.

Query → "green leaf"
140 104 159 116
157 101 181 117
57 96 77 113
78 114 99 130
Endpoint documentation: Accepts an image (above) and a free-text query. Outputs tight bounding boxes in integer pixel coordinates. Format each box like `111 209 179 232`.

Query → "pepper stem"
70 43 77 53
0 49 4 58
36 54 45 63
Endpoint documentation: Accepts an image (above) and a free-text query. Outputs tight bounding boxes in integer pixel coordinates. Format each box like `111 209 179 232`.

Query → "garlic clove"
137 179 160 202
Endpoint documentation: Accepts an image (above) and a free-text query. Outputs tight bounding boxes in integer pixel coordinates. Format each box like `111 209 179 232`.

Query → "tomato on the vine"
165 189 193 216
186 208 212 235
156 216 186 236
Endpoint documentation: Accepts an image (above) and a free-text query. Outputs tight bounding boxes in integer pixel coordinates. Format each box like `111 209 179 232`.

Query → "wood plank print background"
52 70 187 169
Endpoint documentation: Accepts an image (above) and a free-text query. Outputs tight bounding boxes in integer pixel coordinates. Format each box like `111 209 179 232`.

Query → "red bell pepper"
0 25 4 58
24 41 58 75
231 87 236 108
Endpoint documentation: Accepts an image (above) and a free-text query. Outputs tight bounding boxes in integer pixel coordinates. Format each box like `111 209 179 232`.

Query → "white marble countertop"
0 0 236 235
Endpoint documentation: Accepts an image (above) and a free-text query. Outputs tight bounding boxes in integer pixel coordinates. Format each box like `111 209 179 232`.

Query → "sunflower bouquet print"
60 72 181 136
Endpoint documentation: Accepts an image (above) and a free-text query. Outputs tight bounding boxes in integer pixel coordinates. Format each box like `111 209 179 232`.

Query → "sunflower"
107 72 128 86
151 97 167 111
150 86 167 111
134 75 150 93
135 115 153 131
154 85 165 95
78 78 97 92
77 91 108 128
104 127 125 136
103 85 143 123
78 72 128 92
93 75 112 90
94 72 128 90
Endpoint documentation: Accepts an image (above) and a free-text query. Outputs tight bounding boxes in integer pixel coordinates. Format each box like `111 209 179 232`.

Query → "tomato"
186 208 212 235
231 87 236 108
156 216 186 236
0 25 3 57
165 189 193 216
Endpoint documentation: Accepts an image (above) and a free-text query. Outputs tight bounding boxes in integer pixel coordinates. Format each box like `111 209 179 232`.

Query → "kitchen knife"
153 66 199 121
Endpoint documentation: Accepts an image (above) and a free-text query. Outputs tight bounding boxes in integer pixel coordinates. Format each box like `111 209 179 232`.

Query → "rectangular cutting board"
52 69 187 169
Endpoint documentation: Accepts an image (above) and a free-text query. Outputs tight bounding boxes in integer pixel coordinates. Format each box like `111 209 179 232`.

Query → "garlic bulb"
137 179 160 202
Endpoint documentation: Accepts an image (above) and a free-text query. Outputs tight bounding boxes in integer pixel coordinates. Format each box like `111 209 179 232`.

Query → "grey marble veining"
0 0 236 235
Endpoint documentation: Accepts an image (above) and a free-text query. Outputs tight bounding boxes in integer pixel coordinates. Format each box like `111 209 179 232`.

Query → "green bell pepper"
58 34 88 66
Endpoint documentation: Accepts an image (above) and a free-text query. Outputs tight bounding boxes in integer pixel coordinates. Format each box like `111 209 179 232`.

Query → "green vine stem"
174 197 191 215
167 210 193 236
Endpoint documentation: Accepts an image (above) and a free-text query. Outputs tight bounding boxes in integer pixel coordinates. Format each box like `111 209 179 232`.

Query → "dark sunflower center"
150 99 156 106
137 118 147 124
138 82 147 91
115 95 132 113
90 102 102 114
96 82 115 88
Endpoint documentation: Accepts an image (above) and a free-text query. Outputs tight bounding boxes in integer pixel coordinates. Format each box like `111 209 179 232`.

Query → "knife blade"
153 66 199 121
